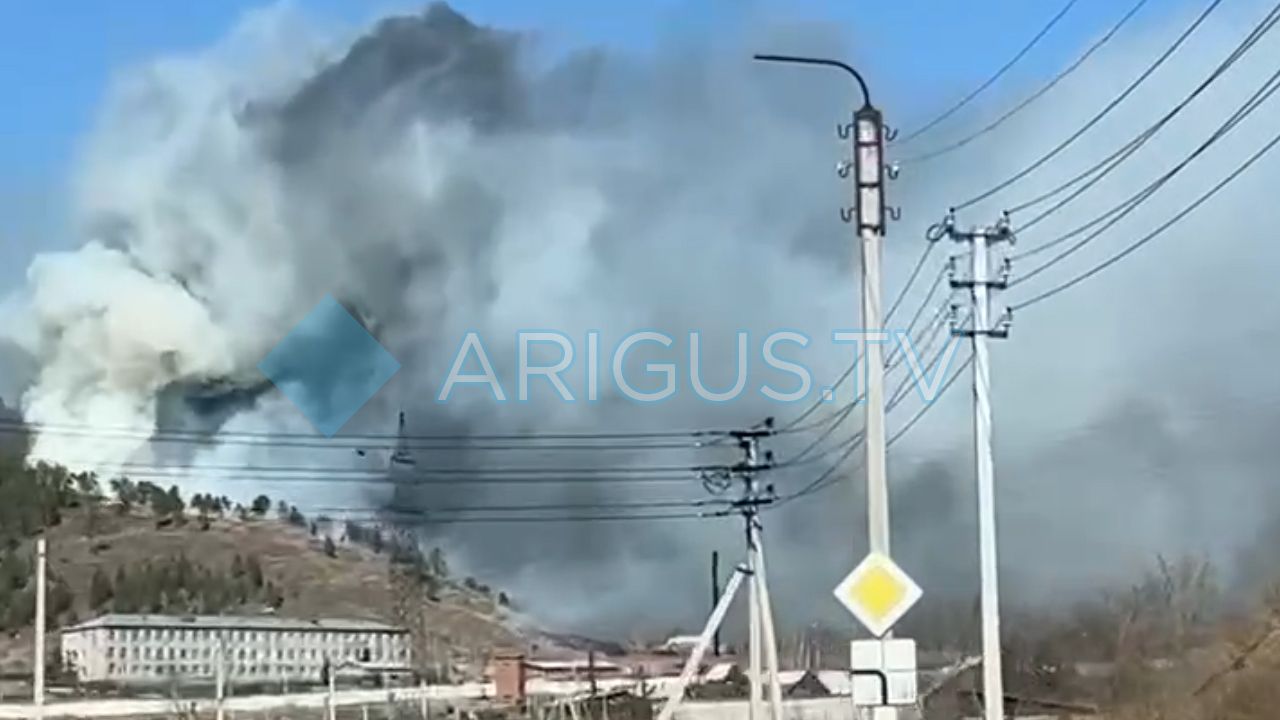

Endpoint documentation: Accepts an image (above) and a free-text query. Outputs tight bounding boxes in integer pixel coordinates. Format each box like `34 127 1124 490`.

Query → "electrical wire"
893 0 1083 146
1010 60 1280 286
771 350 975 509
772 303 965 471
97 470 709 485
366 511 719 525
1010 112 1280 311
1006 1 1280 238
0 424 718 454
313 497 731 515
953 0 1225 212
778 241 946 433
898 0 1151 165
0 419 738 446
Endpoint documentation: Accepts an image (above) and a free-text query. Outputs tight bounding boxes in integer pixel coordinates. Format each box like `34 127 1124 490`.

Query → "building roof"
526 658 625 672
63 614 407 634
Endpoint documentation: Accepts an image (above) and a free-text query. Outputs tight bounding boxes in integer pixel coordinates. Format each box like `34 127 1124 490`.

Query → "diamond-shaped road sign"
833 552 922 638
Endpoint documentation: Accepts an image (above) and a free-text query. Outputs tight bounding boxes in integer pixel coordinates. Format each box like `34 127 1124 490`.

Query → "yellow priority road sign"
833 552 922 637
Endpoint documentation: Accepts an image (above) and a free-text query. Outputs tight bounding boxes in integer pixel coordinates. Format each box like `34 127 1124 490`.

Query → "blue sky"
0 0 1189 290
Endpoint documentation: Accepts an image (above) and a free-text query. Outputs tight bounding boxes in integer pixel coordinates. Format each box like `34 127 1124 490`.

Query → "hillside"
0 453 539 686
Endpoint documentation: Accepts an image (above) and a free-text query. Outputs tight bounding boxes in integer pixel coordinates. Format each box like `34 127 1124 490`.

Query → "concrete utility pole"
744 436 763 720
946 213 1014 720
740 431 783 720
656 420 784 720
34 536 46 720
753 53 893 561
852 105 891 561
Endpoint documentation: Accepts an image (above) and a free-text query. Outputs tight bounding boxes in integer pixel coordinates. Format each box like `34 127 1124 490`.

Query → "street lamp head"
752 54 873 110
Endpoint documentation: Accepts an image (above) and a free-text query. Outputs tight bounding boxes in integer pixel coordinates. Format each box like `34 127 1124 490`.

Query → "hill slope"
0 459 537 684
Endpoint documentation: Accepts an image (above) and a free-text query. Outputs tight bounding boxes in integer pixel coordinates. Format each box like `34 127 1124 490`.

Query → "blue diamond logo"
258 295 400 437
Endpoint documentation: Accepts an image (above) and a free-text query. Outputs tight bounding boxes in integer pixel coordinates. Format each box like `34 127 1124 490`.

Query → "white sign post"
834 553 923 718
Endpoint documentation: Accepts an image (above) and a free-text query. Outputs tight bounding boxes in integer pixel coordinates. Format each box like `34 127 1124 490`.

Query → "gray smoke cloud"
3 0 1280 639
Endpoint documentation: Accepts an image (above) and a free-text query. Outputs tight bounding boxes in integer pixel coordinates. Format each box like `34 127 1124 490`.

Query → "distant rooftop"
64 614 406 634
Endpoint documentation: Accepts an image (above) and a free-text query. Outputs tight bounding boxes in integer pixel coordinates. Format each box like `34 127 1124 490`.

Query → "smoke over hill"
3 1 1280 637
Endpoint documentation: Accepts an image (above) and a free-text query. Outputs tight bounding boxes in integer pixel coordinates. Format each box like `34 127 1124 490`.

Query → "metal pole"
34 536 46 720
970 228 1005 720
711 552 721 657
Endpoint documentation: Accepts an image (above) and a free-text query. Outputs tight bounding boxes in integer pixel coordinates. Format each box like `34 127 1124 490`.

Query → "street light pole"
752 53 894 568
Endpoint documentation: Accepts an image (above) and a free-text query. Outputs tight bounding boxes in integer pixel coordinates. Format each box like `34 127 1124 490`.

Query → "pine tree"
247 555 264 589
250 495 271 517
89 567 114 608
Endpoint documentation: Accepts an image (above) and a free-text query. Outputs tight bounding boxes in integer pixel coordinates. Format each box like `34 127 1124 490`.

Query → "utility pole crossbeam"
944 212 1014 720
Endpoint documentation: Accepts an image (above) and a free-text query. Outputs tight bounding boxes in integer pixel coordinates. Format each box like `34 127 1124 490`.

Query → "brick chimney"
492 650 526 704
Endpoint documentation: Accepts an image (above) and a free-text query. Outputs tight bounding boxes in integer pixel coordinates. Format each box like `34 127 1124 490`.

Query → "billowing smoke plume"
4 1 1280 636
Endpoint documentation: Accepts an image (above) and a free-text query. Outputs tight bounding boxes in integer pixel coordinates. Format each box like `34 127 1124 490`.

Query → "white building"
61 614 411 685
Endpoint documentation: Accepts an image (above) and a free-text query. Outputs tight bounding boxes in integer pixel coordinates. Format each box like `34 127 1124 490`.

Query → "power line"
91 471 709 485
313 496 731 515
1010 112 1280 311
77 458 735 477
771 305 966 479
898 0 1151 164
0 419 739 446
1010 60 1280 287
889 353 975 447
778 241 948 433
893 0 1083 146
884 242 939 321
0 424 717 454
953 0 1225 212
368 510 720 525
772 350 975 509
1007 1 1280 239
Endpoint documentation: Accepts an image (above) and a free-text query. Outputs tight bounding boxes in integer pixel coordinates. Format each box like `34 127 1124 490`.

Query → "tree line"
0 444 509 633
